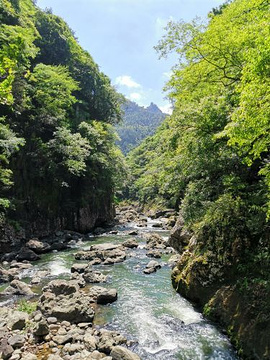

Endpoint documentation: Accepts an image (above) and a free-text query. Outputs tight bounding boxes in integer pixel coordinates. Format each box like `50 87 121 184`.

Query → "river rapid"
1 220 239 360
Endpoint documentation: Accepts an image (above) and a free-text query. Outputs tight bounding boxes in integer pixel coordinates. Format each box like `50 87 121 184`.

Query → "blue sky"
36 0 224 113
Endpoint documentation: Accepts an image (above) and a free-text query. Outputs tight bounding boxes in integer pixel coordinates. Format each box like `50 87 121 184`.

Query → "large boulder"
143 260 161 275
2 280 35 296
89 286 118 305
42 279 79 296
168 214 192 254
0 339 14 360
83 268 107 283
97 329 127 354
26 238 51 254
16 247 40 262
75 243 126 264
122 239 139 249
144 233 168 250
110 346 141 360
7 310 29 330
38 280 95 324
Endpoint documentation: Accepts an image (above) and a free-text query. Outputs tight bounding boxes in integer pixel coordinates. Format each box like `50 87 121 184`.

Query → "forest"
127 0 269 357
0 0 125 239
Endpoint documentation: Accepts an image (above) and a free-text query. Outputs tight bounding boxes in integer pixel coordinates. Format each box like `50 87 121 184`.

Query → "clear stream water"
1 223 239 360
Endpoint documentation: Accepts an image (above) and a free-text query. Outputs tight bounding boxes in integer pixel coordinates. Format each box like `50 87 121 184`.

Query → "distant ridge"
116 99 167 154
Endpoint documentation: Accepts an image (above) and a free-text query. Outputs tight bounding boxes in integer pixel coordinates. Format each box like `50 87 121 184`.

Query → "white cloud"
160 103 173 115
115 75 141 88
129 92 142 101
163 71 173 79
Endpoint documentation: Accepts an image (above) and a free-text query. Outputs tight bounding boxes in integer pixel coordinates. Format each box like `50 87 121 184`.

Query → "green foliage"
127 0 269 271
29 64 78 122
0 0 125 231
17 299 37 314
116 100 167 154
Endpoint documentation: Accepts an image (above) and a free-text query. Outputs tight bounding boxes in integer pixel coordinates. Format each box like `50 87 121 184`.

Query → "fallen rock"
97 329 127 354
38 281 95 324
0 266 17 283
70 263 89 274
122 239 139 249
146 250 162 258
43 280 79 296
8 335 25 348
16 247 40 262
26 239 51 254
21 354 38 360
34 319 49 337
89 286 118 305
83 269 107 283
143 260 161 275
75 243 126 265
144 233 168 251
127 230 138 236
7 310 29 330
0 339 14 360
110 345 141 360
3 280 35 296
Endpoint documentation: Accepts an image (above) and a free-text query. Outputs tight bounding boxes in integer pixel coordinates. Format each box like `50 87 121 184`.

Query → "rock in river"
38 280 95 324
110 345 141 360
2 280 35 296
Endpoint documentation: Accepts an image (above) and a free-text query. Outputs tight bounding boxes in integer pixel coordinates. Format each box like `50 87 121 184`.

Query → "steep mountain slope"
0 0 124 248
116 100 167 154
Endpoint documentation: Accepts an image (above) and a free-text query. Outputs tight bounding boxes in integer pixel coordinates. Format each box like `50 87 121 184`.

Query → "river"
1 221 239 360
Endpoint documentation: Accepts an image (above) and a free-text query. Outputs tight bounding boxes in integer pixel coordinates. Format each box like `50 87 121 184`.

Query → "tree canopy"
0 0 124 232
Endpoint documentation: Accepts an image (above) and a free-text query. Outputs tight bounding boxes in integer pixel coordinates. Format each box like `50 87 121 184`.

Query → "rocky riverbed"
0 207 238 360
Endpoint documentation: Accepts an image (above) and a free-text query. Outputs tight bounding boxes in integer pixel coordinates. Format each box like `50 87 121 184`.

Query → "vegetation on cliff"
0 0 125 234
115 100 167 155
127 0 269 357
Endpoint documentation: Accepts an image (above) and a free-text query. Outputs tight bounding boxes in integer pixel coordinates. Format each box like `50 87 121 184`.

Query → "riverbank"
169 214 270 360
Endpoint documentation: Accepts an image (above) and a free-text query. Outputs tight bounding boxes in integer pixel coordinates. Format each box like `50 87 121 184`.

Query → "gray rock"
89 286 117 305
8 335 25 348
26 239 51 254
143 267 156 274
0 339 14 360
53 334 74 345
110 346 141 360
21 354 38 360
70 263 88 274
47 355 64 360
38 288 95 324
146 250 162 258
34 319 49 336
3 280 35 296
84 333 97 350
47 317 58 324
16 247 40 261
7 310 29 330
143 260 161 274
0 266 18 283
83 269 107 283
122 239 138 249
146 260 161 269
70 273 86 288
91 350 109 359
97 329 127 354
43 280 79 296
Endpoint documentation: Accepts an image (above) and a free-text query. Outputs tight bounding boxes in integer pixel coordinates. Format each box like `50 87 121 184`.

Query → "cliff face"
169 217 270 360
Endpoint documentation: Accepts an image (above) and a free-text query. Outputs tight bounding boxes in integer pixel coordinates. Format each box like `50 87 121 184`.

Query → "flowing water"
1 223 238 360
